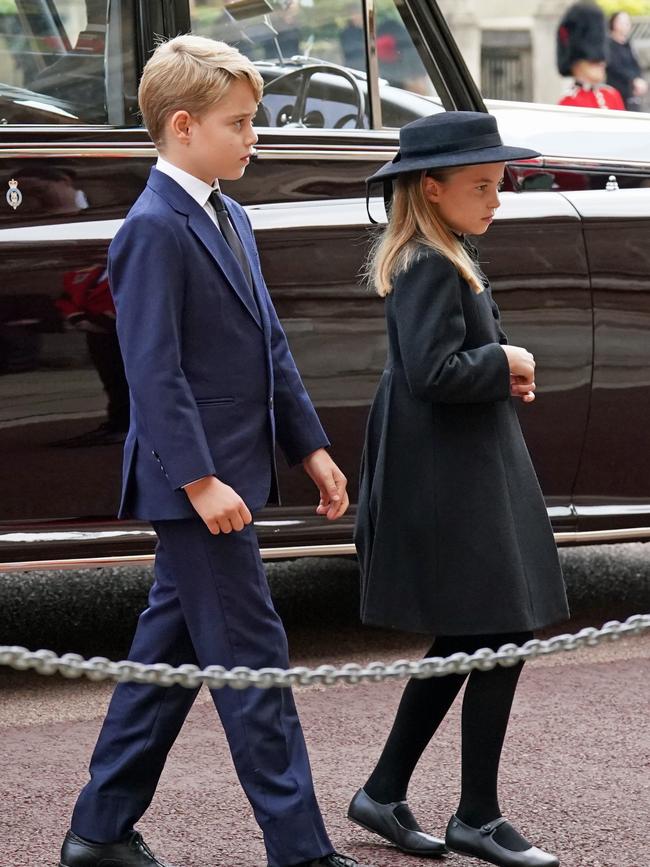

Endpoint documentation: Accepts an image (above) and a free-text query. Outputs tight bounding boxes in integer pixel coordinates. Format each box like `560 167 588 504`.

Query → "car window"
0 0 139 125
190 0 441 130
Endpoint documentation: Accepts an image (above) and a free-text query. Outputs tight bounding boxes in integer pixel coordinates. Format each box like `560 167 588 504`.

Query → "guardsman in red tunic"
556 2 625 110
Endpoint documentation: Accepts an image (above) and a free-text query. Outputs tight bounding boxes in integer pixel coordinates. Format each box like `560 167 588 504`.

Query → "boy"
59 36 362 867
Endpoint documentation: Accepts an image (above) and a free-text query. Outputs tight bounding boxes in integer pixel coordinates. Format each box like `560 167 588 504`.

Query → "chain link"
1 614 648 690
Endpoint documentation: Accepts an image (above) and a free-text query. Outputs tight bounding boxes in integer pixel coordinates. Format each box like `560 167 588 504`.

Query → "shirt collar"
155 156 220 208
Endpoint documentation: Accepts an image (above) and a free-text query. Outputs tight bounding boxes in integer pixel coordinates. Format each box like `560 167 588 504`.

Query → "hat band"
403 130 503 159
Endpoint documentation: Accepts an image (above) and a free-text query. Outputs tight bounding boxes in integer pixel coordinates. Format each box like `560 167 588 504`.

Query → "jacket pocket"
195 397 235 406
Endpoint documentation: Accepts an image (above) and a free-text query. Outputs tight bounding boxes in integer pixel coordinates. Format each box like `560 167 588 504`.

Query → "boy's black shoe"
292 854 365 867
59 830 176 867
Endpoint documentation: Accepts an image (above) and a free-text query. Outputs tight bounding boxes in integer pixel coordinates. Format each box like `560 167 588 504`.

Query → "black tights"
364 631 533 852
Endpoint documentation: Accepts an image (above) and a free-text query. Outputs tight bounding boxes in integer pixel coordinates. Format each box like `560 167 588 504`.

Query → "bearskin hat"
556 2 608 77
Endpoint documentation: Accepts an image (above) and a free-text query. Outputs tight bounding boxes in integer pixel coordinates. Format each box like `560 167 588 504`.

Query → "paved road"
1 546 649 867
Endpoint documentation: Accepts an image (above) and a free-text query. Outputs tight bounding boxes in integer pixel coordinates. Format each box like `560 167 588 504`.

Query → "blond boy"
59 36 360 867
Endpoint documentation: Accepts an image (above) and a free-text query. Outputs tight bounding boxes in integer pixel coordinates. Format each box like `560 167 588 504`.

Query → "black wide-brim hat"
367 111 540 186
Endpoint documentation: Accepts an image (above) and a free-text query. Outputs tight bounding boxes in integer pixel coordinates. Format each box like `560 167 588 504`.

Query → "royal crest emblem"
6 178 22 210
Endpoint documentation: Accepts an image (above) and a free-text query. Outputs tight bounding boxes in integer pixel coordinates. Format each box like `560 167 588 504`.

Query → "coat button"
269 397 274 408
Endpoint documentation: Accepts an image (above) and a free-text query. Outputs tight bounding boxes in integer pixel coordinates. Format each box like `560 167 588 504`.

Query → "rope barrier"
1 613 648 690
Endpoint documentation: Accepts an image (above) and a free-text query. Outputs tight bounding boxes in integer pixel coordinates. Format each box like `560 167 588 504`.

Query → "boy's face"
163 78 259 184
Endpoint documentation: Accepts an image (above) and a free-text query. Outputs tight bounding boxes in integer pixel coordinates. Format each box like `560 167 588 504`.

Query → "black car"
1 0 650 572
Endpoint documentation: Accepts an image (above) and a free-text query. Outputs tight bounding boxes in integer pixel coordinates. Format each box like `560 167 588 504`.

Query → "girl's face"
422 162 505 236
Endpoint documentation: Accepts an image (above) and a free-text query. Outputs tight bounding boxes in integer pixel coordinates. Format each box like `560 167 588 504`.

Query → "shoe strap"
480 817 509 835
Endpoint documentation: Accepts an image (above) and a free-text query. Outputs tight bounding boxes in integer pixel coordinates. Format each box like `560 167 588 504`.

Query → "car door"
563 187 650 535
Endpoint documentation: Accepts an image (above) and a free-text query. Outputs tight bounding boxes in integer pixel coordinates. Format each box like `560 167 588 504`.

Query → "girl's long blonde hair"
367 169 484 297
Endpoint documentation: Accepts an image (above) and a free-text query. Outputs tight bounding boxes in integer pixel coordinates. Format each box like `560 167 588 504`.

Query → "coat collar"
147 167 262 330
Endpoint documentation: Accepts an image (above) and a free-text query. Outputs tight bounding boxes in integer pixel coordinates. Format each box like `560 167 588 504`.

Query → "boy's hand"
302 448 349 520
183 476 252 535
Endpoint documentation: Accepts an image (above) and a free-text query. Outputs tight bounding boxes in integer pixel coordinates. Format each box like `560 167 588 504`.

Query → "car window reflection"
0 0 138 125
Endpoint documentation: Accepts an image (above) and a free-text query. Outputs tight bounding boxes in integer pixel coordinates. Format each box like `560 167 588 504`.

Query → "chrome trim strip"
4 527 650 572
553 527 650 544
515 155 650 174
6 147 645 171
0 543 357 573
0 144 397 160
0 126 400 142
254 146 396 161
0 147 157 158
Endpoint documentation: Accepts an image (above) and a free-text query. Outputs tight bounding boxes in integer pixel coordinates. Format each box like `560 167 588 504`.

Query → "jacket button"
269 397 274 408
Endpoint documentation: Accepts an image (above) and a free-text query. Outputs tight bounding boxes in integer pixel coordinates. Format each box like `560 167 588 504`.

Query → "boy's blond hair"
138 35 264 147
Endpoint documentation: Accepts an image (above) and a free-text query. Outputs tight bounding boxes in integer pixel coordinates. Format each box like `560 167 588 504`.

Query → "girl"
349 112 568 867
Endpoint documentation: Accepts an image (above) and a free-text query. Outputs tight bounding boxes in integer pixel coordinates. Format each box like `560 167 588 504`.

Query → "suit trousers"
70 518 333 867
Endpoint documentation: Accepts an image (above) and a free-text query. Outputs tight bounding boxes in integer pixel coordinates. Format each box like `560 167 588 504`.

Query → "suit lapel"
187 208 262 329
147 168 262 330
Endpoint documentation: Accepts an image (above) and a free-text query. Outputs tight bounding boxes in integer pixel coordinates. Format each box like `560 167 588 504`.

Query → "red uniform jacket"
559 83 625 110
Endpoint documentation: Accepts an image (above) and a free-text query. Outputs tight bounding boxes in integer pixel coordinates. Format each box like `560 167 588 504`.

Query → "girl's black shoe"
445 815 559 867
347 787 447 857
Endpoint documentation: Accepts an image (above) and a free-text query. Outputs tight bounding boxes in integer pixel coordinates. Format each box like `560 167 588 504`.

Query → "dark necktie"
208 190 253 289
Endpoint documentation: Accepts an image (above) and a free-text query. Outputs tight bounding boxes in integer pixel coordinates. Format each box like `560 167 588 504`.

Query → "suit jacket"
108 167 329 520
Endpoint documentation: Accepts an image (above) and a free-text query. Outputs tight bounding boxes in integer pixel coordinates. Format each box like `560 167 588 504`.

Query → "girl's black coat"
355 244 569 635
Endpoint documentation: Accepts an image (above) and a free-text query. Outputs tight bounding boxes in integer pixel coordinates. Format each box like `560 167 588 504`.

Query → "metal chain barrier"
1 614 648 690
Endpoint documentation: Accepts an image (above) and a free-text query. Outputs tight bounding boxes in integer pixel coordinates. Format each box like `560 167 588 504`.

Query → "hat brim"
366 145 541 186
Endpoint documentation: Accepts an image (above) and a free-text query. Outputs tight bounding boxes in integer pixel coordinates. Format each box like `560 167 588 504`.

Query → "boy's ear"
168 109 193 145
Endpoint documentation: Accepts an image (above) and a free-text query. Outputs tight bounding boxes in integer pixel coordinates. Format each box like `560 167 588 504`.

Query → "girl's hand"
510 375 536 403
501 344 535 381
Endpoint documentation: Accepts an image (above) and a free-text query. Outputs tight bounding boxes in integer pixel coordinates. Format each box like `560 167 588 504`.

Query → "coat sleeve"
238 206 330 465
108 213 216 490
393 250 511 403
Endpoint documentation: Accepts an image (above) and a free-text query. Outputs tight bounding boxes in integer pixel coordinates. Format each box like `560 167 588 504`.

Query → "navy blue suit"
70 168 334 866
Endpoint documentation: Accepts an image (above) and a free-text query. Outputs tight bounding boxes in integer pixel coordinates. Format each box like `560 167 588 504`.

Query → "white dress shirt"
155 156 221 229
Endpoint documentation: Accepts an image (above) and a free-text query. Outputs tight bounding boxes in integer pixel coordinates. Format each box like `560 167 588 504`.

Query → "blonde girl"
349 112 568 867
